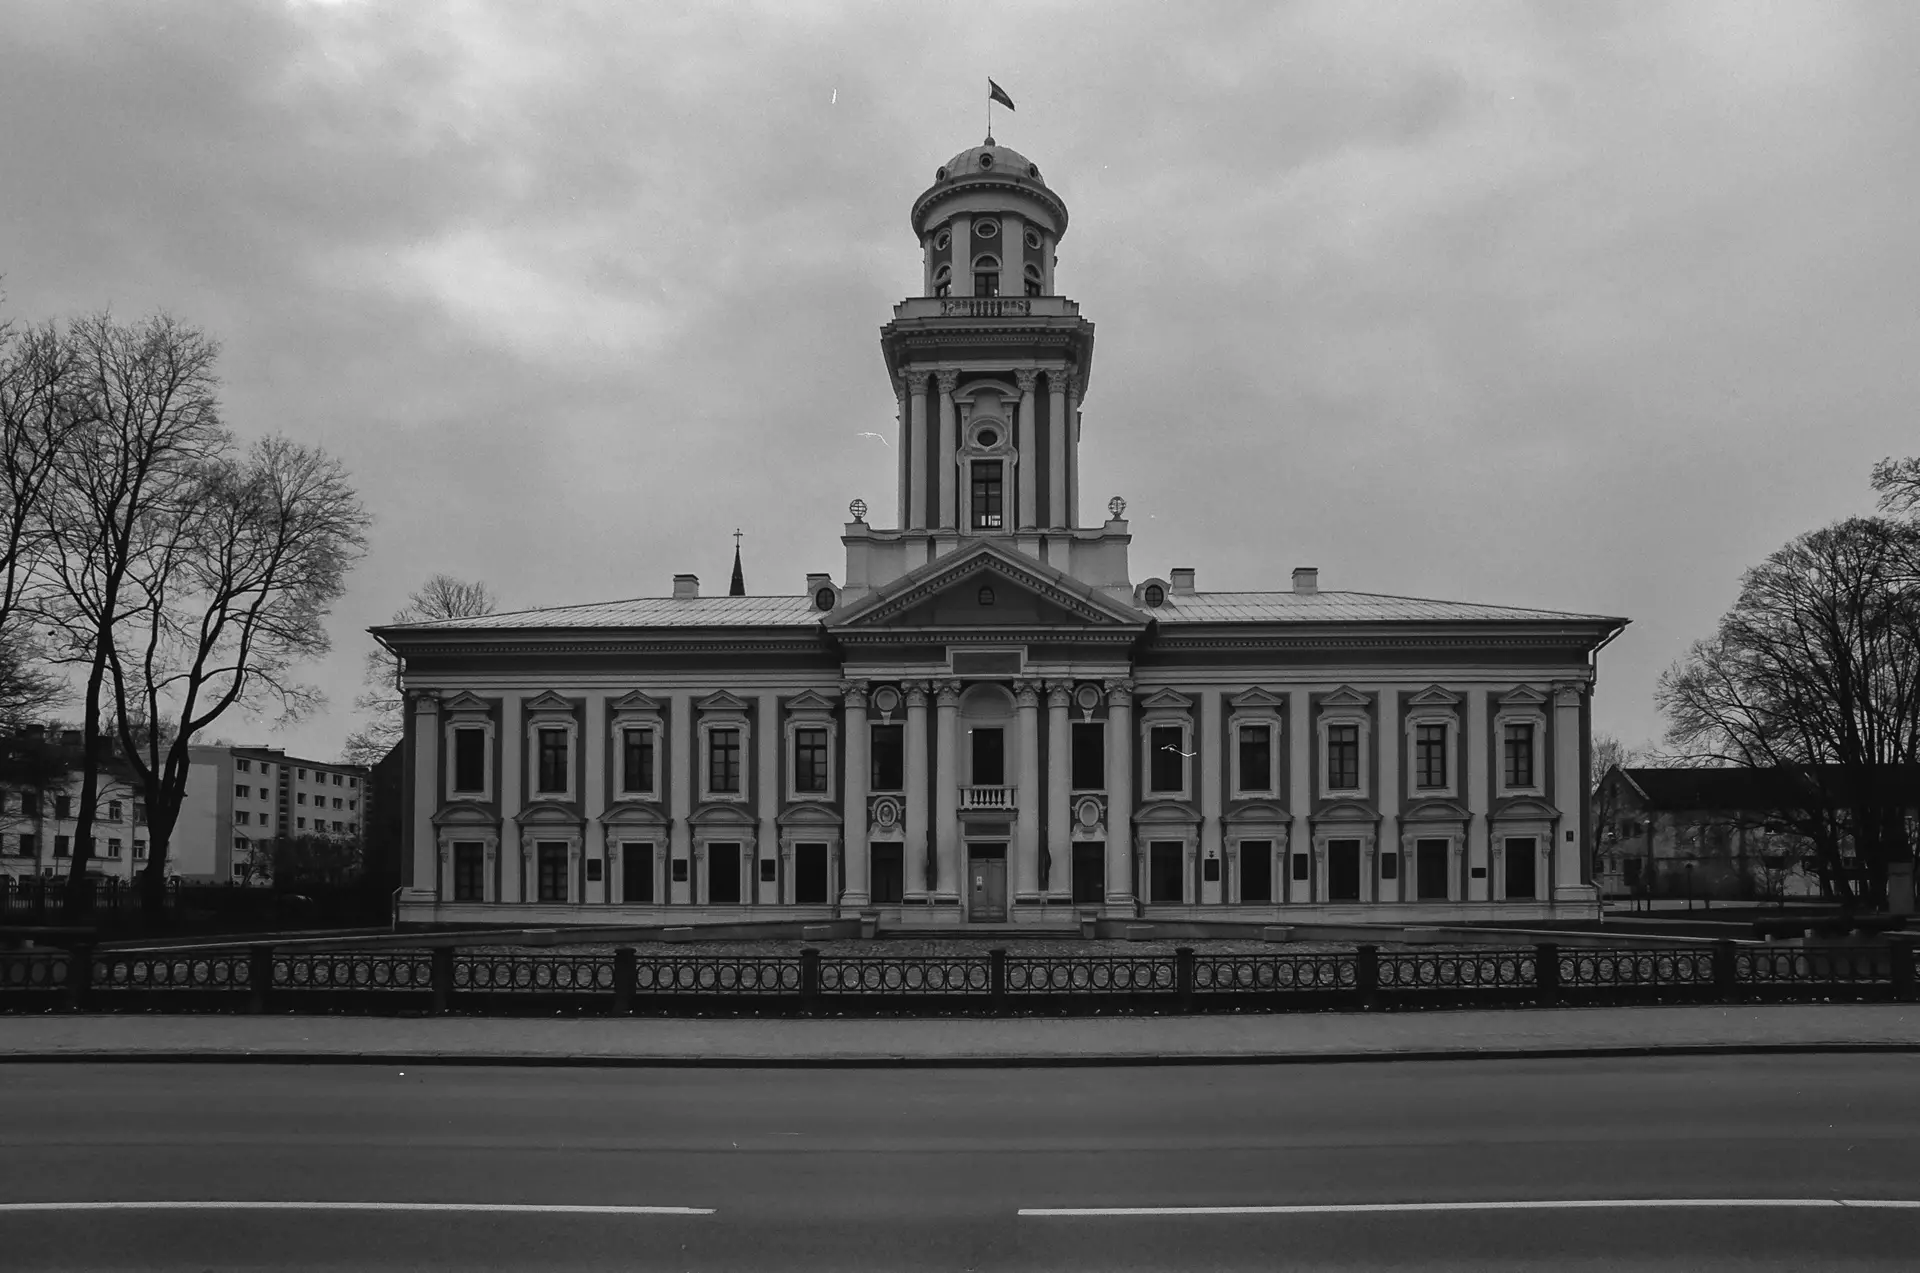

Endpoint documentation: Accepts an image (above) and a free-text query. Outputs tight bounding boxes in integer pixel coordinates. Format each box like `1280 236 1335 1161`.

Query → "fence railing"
6 939 1916 1017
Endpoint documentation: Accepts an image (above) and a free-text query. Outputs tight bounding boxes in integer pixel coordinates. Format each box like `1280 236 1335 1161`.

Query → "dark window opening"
536 843 567 902
1380 852 1398 880
1072 842 1105 903
871 842 904 904
622 844 654 903
1024 264 1043 296
970 461 1003 530
794 842 829 905
1327 724 1360 790
1149 725 1185 793
453 727 487 792
794 727 829 794
1504 723 1535 788
1240 841 1272 902
1149 841 1185 903
1505 837 1537 899
1415 723 1447 789
973 255 999 297
536 727 568 793
708 727 741 794
1327 839 1362 901
1292 854 1310 882
707 843 741 904
1071 722 1105 790
1237 725 1272 792
621 729 654 794
453 843 484 902
870 724 904 791
1417 838 1450 900
971 728 1005 786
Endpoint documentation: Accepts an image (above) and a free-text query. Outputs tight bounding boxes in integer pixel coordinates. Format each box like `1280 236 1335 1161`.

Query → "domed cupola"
912 137 1071 300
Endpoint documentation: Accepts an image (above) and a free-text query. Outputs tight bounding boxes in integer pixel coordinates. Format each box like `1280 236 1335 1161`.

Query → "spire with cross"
729 528 746 597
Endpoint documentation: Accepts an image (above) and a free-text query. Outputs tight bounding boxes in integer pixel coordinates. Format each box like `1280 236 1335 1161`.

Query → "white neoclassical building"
377 136 1628 928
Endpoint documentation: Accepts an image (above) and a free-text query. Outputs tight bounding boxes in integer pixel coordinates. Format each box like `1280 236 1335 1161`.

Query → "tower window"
974 219 999 239
932 264 951 298
1024 264 1042 297
970 461 1004 530
973 255 999 298
1024 227 1043 251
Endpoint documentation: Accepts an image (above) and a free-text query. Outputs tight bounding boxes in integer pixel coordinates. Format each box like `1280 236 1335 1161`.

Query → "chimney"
672 573 700 599
1292 566 1318 595
1169 567 1196 594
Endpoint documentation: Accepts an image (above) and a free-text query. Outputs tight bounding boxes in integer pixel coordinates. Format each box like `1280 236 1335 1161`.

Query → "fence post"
431 946 454 1016
1535 943 1561 1005
248 945 274 1015
990 947 1007 1016
1175 946 1195 1014
800 946 820 1017
1891 938 1916 1003
1712 939 1738 1000
1354 944 1379 1008
613 946 636 1015
65 942 94 1012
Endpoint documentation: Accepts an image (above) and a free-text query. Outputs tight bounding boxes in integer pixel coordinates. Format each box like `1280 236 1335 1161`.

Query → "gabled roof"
828 540 1146 630
377 595 820 632
1150 590 1625 625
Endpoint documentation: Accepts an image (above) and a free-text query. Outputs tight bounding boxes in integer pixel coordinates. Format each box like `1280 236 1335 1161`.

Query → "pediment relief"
695 689 752 714
1407 685 1462 707
1402 798 1471 823
524 691 575 716
430 801 499 827
1498 685 1549 707
1137 687 1194 713
519 800 582 825
1229 687 1286 710
610 690 664 714
1320 686 1372 708
689 801 757 826
440 691 492 717
784 689 839 715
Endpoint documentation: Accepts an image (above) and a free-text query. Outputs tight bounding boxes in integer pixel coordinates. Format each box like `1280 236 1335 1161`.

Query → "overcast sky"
4 0 1918 764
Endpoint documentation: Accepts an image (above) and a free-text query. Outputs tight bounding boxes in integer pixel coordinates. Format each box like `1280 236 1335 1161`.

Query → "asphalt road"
3 1054 1919 1270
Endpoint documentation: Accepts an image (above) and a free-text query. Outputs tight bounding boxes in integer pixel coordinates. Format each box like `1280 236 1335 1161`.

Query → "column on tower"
893 375 912 530
1104 680 1134 910
937 371 959 531
1015 369 1039 529
934 680 961 900
1047 369 1068 528
1066 372 1082 528
1045 681 1072 899
903 682 931 898
842 683 870 908
953 215 972 298
908 371 931 531
1015 682 1041 900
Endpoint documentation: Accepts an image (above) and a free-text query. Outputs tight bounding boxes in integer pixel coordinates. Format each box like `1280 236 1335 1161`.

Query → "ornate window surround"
1227 688 1285 800
1398 826 1466 902
1224 825 1289 904
690 831 757 906
1404 685 1461 800
1493 686 1550 799
1309 818 1379 904
520 831 582 905
607 837 662 905
1137 688 1195 803
523 692 579 803
1316 687 1373 800
783 689 840 805
440 693 496 804
696 690 753 805
436 833 499 904
609 690 665 804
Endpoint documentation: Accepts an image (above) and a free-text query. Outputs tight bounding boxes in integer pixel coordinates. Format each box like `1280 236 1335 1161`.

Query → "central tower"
882 139 1096 536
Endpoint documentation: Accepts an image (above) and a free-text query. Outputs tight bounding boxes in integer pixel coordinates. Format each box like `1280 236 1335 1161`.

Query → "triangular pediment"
1407 685 1461 707
440 691 492 715
524 691 574 715
831 542 1145 631
1138 687 1195 712
1229 687 1285 709
1321 686 1372 707
695 689 751 713
610 690 664 714
785 689 839 713
1498 685 1549 707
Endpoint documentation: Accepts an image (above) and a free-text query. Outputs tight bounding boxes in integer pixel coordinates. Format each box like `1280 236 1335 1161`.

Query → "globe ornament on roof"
849 498 868 522
1108 495 1127 519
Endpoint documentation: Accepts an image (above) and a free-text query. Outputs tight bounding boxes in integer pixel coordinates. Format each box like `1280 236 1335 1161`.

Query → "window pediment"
524 691 574 716
1229 687 1285 710
441 692 492 718
785 689 839 716
1137 687 1194 714
519 800 581 824
690 802 758 827
1402 798 1471 823
601 801 670 828
1321 686 1371 709
430 802 498 827
610 690 664 714
1309 799 1379 823
696 689 752 714
1226 800 1289 823
1407 685 1461 707
1492 796 1560 821
775 803 843 828
1498 685 1549 707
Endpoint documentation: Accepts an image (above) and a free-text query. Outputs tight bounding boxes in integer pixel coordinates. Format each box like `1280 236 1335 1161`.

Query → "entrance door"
708 842 741 904
1327 839 1362 902
1072 842 1105 904
1416 839 1450 901
621 843 654 903
1149 841 1185 904
968 846 1007 921
1239 841 1272 903
1505 837 1537 900
794 842 829 904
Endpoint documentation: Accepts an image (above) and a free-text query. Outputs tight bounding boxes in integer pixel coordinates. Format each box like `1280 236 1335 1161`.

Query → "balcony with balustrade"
890 296 1081 321
959 785 1017 813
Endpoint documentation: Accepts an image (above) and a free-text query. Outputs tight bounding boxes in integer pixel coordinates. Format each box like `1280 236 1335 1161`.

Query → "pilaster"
1015 368 1039 530
669 691 692 904
1047 370 1068 528
934 679 961 901
1104 679 1134 909
908 371 931 531
1045 680 1072 901
583 692 607 904
410 694 439 900
1288 687 1312 904
843 682 871 908
1377 688 1400 903
1015 680 1042 901
904 681 931 899
1466 686 1490 901
1199 687 1223 904
937 371 959 530
499 693 523 903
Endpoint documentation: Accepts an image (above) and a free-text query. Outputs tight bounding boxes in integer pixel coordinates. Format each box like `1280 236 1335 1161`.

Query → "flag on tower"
988 79 1015 111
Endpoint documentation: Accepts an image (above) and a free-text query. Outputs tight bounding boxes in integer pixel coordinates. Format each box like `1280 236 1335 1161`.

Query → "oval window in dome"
979 152 994 168
1024 228 1043 250
936 166 948 181
934 230 951 252
1143 584 1166 608
1028 163 1040 178
974 219 999 239
814 587 836 612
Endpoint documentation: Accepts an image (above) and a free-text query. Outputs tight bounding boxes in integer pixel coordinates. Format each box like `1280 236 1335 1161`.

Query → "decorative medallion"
870 795 903 830
1075 796 1104 830
871 685 901 720
1074 683 1103 719
974 218 999 238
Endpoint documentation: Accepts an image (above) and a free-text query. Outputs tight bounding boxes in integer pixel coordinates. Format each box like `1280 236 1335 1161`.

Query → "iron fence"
8 937 1917 1017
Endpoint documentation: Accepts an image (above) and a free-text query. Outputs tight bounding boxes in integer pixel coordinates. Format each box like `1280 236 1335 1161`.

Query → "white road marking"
0 1202 713 1216
1020 1198 1920 1217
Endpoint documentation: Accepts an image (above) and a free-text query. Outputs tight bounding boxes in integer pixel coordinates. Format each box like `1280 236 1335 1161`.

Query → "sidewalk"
2 1003 1917 1066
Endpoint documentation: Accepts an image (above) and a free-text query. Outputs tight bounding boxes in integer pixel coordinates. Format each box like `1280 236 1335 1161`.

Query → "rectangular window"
794 727 829 794
708 728 741 794
236 758 250 773
133 840 146 860
453 727 486 792
236 785 250 799
970 727 1005 786
1380 852 1398 880
1504 723 1535 788
54 795 71 819
53 835 69 858
236 810 250 826
1505 837 1537 900
1237 725 1272 793
870 843 904 904
1240 840 1272 903
453 843 484 902
622 843 654 903
537 842 568 902
869 724 904 792
1327 839 1362 901
1291 853 1310 882
1071 722 1105 791
1326 725 1359 791
1072 842 1105 904
298 768 307 779
107 800 122 821
296 817 306 830
708 844 742 904
969 460 1003 530
21 792 38 817
1148 841 1184 903
1148 725 1185 794
333 821 344 833
19 833 36 857
347 800 355 811
349 777 357 789
333 774 343 786
133 802 146 824
296 792 307 805
332 798 342 809
537 728 569 794
621 728 655 794
1415 723 1447 789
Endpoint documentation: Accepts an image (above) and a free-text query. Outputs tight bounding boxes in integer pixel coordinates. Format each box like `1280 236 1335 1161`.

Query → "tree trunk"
62 645 110 918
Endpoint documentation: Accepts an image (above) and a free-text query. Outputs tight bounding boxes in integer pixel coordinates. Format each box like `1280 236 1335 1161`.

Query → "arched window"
973 254 999 298
1024 263 1043 297
932 263 951 298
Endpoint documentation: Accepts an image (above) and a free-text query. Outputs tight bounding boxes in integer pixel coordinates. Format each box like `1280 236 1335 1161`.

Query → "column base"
840 891 871 908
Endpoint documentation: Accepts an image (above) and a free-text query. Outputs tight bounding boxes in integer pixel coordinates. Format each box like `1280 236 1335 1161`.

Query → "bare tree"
105 436 370 907
341 574 495 767
1588 732 1647 877
1657 515 1920 909
1872 456 1920 517
39 314 227 904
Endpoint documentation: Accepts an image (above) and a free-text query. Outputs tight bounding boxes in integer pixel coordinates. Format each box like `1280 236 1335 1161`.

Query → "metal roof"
382 595 822 632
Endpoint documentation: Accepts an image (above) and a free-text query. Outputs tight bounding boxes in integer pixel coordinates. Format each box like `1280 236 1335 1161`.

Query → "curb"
1 1041 1917 1068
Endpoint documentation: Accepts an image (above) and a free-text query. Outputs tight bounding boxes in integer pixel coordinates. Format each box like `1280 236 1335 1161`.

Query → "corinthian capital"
904 680 931 708
842 681 870 710
1046 681 1073 709
935 369 960 396
1104 678 1134 707
1015 681 1040 709
935 680 963 708
1014 368 1039 394
907 369 932 391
